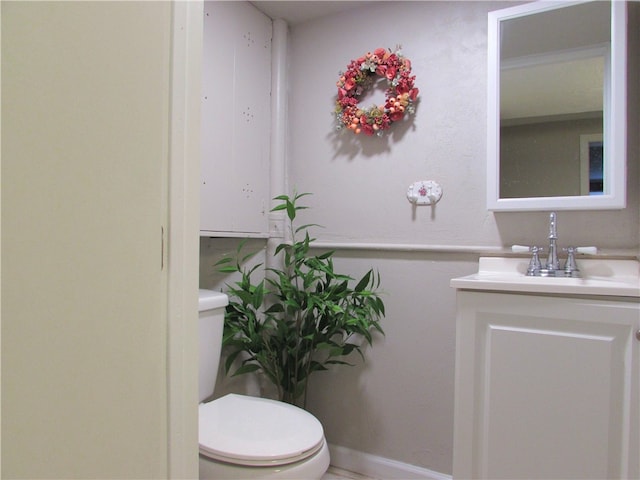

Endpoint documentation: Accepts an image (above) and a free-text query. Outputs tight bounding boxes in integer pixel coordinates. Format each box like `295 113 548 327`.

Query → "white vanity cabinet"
451 260 640 479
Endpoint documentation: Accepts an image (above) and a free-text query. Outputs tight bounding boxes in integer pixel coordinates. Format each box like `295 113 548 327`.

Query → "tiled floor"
322 466 378 480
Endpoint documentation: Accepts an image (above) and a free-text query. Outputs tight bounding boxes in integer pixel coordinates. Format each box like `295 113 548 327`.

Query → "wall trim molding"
309 242 638 259
311 241 503 255
328 444 452 480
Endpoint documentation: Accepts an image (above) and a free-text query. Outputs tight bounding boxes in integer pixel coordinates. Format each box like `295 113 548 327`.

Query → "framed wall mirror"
487 1 627 211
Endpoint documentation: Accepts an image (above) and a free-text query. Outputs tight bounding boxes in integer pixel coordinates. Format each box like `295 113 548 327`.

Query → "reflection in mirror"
487 1 627 211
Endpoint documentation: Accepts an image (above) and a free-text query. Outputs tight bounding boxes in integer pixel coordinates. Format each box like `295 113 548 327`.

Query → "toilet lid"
199 394 325 467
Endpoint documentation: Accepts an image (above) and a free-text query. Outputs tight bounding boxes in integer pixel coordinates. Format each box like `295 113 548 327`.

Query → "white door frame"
168 2 203 478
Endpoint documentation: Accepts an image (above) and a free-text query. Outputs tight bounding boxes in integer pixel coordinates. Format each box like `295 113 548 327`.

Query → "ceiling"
501 55 604 121
250 1 371 25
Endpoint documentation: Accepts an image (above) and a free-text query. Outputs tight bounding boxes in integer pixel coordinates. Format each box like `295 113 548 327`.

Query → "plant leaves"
217 266 239 273
354 270 372 292
216 192 386 408
231 363 261 377
271 203 288 212
295 223 323 234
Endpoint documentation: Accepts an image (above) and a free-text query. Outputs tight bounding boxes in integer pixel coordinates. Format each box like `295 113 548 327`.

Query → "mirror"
487 1 627 211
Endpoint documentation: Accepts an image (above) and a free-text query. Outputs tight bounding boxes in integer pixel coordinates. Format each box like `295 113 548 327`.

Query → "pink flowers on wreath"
335 47 419 136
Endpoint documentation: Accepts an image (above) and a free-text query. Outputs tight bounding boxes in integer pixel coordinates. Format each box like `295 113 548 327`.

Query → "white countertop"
450 257 640 298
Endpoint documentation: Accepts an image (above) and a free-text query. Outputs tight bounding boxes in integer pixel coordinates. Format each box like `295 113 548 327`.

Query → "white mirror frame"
487 0 627 211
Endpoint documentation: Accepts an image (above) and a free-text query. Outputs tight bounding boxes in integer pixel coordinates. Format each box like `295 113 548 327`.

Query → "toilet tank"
198 289 229 402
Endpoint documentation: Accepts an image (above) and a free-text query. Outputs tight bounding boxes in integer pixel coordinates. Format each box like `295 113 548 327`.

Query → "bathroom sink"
450 257 640 297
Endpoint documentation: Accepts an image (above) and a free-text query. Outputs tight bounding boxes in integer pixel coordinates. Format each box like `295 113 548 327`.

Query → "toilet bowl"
198 289 330 479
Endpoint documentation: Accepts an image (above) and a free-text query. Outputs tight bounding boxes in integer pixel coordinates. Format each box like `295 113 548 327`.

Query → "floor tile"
322 466 378 480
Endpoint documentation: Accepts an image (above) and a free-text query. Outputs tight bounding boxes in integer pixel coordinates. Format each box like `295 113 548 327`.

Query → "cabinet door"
200 1 271 236
453 291 639 479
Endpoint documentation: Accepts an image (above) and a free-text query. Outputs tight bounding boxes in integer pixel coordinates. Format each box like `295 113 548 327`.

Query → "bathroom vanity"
451 257 639 479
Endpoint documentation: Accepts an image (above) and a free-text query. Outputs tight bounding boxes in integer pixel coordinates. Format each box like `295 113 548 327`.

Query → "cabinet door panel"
454 292 639 479
201 1 271 235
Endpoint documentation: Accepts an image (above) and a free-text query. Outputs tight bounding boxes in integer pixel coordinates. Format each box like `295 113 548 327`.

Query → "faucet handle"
512 244 536 253
562 246 597 277
512 245 544 276
574 246 598 255
563 247 579 277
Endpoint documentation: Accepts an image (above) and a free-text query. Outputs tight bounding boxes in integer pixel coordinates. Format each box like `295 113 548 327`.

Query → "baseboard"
328 444 452 480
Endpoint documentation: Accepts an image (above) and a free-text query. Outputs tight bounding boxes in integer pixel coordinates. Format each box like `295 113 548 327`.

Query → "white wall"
201 0 639 476
285 1 639 475
2 3 174 477
288 1 638 252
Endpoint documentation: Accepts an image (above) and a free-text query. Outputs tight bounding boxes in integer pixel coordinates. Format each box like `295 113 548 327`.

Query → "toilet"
198 289 330 479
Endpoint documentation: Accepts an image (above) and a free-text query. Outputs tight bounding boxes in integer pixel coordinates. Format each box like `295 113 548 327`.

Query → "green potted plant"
216 193 385 408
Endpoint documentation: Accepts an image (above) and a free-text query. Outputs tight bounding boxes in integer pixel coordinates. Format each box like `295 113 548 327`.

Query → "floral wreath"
335 46 419 136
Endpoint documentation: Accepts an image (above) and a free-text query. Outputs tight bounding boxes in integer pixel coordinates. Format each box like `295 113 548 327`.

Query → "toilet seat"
199 394 325 467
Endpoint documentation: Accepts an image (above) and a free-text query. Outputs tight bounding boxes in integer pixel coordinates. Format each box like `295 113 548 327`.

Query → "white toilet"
198 289 330 479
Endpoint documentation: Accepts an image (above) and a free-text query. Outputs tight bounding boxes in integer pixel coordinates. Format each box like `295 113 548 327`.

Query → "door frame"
167 2 203 478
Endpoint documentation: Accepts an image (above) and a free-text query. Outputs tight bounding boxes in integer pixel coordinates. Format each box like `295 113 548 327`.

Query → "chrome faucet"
542 212 560 276
527 246 543 276
512 212 597 277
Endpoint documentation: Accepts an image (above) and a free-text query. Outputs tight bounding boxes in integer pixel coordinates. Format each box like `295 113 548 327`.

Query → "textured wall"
288 1 638 251
200 1 639 476
285 1 639 475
